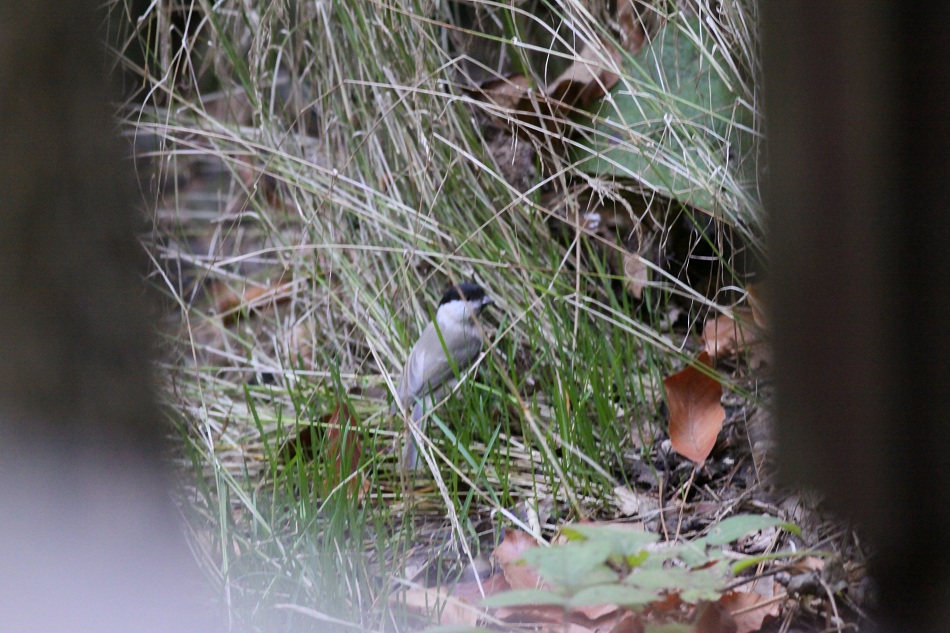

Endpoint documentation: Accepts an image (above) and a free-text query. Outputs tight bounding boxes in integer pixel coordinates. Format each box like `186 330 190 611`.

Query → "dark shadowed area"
764 4 950 631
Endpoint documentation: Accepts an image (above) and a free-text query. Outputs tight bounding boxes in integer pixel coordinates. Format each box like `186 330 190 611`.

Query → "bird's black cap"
439 282 490 307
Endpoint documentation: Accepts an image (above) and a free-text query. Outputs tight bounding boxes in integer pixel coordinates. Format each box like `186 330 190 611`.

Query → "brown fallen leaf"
702 308 757 359
495 602 567 627
643 591 684 617
493 529 544 591
693 600 737 633
478 74 533 111
719 586 781 633
547 41 622 109
746 284 768 330
279 424 319 463
573 601 624 624
231 161 284 213
623 252 651 299
280 404 363 498
601 609 644 633
322 404 363 497
616 0 650 54
450 571 510 606
399 585 481 628
563 608 642 633
474 73 558 139
490 529 592 626
789 556 825 574
472 39 621 142
536 623 598 633
617 0 670 54
665 352 725 464
212 281 294 326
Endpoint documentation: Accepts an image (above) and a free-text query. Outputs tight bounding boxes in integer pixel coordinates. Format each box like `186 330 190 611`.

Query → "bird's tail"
401 401 426 470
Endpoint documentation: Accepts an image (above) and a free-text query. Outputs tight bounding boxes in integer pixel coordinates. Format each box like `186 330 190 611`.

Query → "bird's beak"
473 295 495 316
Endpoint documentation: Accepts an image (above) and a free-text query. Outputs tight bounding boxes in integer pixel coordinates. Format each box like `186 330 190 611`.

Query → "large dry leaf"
400 569 510 628
473 41 620 139
719 586 781 633
570 606 643 633
547 42 622 108
494 529 544 591
572 599 624 623
490 529 636 629
665 352 724 464
746 284 768 330
623 252 650 299
450 572 511 606
694 600 737 633
212 281 294 326
399 585 480 628
601 609 644 633
642 592 684 617
613 485 649 516
536 623 599 633
280 404 364 498
322 404 363 497
789 556 825 574
474 74 565 139
702 309 770 368
479 74 533 111
616 0 650 54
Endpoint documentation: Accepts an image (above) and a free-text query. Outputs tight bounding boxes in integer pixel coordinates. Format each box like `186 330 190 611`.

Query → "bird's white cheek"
437 300 470 326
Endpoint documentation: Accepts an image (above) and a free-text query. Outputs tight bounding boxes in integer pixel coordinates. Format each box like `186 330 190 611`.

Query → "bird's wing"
406 335 434 399
395 322 485 409
395 323 436 407
454 332 484 368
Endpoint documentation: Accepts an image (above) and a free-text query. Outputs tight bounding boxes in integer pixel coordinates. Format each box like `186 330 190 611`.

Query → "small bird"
393 282 495 468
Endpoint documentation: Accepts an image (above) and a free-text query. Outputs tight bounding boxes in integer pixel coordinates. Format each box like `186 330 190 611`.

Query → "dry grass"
110 0 782 630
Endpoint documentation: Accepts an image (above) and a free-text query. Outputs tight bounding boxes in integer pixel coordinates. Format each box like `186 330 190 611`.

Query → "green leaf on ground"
521 539 617 590
480 589 567 608
569 583 658 608
706 514 800 545
624 566 725 604
560 523 660 558
573 17 755 214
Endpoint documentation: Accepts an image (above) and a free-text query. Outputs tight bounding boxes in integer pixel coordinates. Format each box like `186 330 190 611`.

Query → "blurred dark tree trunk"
763 4 950 631
0 2 213 630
